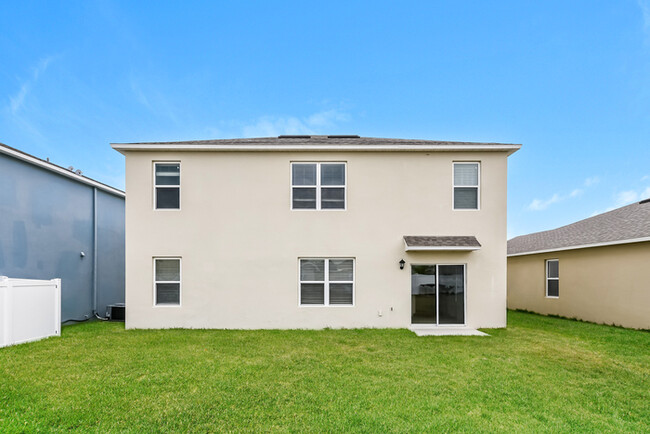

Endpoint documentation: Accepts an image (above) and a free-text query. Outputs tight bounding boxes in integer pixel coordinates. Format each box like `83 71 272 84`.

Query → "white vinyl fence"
0 276 61 348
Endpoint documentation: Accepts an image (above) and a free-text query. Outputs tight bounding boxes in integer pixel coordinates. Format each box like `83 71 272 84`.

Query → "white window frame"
153 257 182 307
298 257 355 306
452 162 480 211
291 162 347 211
545 259 559 298
153 161 181 211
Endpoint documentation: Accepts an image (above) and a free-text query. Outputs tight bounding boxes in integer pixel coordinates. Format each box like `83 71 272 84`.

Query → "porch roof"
403 236 481 251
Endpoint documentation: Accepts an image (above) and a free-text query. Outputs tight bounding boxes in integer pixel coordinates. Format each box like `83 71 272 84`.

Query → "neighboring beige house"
112 135 520 333
508 199 650 330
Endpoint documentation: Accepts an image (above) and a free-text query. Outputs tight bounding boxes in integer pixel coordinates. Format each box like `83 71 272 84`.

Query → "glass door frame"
410 263 467 327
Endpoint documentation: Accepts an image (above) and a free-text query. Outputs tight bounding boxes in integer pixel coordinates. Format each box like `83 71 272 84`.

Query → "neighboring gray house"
0 143 125 321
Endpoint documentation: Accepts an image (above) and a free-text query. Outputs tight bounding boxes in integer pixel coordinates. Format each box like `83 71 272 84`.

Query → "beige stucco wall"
507 242 650 329
123 150 510 329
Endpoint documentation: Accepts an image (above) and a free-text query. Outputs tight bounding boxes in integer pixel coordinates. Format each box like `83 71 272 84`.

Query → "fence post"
53 278 61 336
4 277 13 346
0 277 7 347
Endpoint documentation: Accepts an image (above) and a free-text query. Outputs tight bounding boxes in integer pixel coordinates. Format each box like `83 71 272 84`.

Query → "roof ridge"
510 201 644 241
112 136 522 147
508 200 650 255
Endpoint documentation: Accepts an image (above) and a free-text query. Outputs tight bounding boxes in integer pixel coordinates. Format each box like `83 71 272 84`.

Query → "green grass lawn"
1 311 648 432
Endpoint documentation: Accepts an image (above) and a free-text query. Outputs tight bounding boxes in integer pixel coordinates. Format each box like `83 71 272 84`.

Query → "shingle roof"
111 136 521 154
508 200 650 255
404 236 481 251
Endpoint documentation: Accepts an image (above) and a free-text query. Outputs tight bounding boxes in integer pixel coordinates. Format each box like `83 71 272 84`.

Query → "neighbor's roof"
508 199 650 256
404 235 481 251
0 142 125 198
111 135 521 154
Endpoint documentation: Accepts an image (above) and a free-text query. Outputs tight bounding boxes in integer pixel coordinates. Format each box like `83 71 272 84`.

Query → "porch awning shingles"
403 236 481 251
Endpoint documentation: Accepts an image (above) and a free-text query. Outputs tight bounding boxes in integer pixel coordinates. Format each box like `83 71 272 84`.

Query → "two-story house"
112 135 520 333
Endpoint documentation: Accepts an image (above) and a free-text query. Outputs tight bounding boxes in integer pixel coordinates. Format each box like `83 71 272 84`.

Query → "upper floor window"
453 162 480 210
292 162 346 210
546 259 559 298
154 162 180 209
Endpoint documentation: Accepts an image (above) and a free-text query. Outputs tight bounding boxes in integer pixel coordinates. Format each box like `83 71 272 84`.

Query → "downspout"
92 187 108 321
93 187 98 315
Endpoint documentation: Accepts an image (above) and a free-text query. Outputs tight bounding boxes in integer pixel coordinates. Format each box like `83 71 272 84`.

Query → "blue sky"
1 1 650 238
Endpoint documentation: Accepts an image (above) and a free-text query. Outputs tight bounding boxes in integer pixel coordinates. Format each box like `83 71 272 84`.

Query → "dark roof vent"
639 198 650 204
327 135 360 138
278 135 311 139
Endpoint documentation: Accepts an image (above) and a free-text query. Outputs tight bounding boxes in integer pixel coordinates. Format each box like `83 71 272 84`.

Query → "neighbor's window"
292 163 346 210
546 259 559 297
154 162 180 209
154 258 181 306
453 162 480 210
300 258 354 305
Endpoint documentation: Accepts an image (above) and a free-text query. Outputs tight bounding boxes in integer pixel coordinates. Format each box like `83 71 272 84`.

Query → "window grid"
546 259 559 298
154 162 181 210
453 162 480 210
299 258 354 306
291 162 346 210
153 257 181 306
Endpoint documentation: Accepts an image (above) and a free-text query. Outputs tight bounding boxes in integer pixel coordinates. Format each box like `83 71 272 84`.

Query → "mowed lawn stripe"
0 311 648 432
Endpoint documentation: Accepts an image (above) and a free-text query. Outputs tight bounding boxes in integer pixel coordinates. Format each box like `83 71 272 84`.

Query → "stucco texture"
124 151 509 329
0 154 125 321
507 242 650 329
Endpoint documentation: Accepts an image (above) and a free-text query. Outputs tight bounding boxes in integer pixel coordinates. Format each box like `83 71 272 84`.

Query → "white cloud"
591 185 650 216
615 190 640 206
242 116 312 137
130 78 152 111
640 0 650 42
7 56 53 114
9 83 30 114
306 109 350 127
527 182 589 211
641 186 650 200
641 175 650 182
570 189 583 198
129 77 179 123
3 56 55 143
240 109 351 138
527 194 561 211
584 176 599 187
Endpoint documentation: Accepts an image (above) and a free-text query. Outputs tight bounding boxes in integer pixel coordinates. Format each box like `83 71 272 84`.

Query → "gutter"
93 187 98 315
0 143 125 198
507 236 650 257
111 143 522 155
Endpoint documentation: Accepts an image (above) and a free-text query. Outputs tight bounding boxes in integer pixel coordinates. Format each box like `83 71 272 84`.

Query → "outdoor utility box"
0 276 61 347
106 303 125 321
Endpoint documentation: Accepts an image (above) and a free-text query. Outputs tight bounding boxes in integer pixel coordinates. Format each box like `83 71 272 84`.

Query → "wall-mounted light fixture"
399 259 405 270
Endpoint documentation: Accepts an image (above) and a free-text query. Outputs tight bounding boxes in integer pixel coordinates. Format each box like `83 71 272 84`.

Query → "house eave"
507 236 650 257
0 143 125 198
111 143 522 154
405 246 481 252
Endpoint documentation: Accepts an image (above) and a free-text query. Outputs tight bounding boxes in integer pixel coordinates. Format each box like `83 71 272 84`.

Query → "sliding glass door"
411 264 465 325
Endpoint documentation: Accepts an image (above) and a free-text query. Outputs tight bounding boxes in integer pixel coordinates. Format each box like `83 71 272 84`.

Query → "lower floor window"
154 258 181 306
300 258 354 305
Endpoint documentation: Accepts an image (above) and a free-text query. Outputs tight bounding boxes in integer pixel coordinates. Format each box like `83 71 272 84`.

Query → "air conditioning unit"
106 303 125 321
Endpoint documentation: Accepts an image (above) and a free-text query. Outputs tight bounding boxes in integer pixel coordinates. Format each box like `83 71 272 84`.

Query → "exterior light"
399 259 405 270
